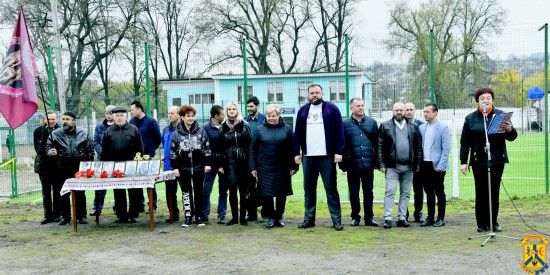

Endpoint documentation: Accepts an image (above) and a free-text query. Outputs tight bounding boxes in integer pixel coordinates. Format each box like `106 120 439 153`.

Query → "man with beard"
34 110 60 224
378 102 422 229
90 105 116 217
294 84 345 231
46 111 95 225
244 96 266 222
102 107 144 223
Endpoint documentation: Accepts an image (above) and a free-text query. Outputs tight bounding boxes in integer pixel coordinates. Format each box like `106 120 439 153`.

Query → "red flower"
100 171 108 178
86 169 95 178
74 171 82 178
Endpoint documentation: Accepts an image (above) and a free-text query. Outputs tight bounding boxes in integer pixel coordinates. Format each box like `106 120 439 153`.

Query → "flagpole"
37 77 55 143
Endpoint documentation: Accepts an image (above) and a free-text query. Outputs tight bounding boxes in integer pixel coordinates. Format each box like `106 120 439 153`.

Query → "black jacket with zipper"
170 120 211 175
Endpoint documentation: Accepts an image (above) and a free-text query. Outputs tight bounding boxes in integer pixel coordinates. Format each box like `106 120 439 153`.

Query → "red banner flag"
0 8 39 129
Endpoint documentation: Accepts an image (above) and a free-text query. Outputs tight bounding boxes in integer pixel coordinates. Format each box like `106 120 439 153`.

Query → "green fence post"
539 23 549 194
430 30 435 103
47 45 55 110
86 95 91 135
345 34 350 117
145 42 151 115
9 128 17 198
242 39 248 102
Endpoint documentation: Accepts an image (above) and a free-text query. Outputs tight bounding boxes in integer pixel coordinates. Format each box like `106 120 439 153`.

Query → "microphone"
481 103 488 113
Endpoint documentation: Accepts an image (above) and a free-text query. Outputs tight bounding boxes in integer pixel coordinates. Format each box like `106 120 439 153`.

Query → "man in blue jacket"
419 103 450 227
294 84 344 231
130 100 162 212
342 98 379 227
244 96 266 222
162 106 181 223
90 105 115 217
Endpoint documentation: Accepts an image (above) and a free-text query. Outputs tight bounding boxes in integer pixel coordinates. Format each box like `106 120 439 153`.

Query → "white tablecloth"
60 176 155 195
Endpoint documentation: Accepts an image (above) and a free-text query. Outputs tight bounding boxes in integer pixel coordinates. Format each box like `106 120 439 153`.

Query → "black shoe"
225 219 238 226
165 217 179 223
383 220 392 229
477 227 489 232
421 219 435 227
78 217 88 224
396 220 410 227
145 209 157 214
245 215 258 222
129 217 137 223
54 216 62 222
114 218 128 223
58 218 70 225
195 218 206 227
40 217 54 225
182 217 193 227
298 220 315 229
365 219 379 227
350 218 360 226
258 217 269 223
333 222 344 231
201 216 209 223
240 220 248 226
275 219 285 227
266 219 275 228
492 223 502 232
217 216 225 224
433 220 445 227
90 209 101 216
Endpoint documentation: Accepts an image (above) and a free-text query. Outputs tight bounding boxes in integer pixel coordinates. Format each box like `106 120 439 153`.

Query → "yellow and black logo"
521 235 548 274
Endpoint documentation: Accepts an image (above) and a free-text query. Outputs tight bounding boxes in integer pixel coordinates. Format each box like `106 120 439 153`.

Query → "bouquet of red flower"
74 168 95 178
111 169 124 178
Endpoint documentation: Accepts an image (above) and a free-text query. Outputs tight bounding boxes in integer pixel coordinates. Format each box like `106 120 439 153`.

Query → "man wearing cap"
46 111 95 225
102 107 144 223
90 105 116 217
130 100 161 213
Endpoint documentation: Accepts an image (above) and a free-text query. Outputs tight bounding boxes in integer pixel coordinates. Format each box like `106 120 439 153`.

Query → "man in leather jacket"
46 111 94 225
378 102 422 229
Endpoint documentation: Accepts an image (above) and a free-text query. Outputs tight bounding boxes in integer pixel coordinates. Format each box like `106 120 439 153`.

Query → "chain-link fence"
1 28 548 210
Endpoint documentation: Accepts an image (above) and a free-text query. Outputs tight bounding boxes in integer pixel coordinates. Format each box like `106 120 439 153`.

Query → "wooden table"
61 176 156 232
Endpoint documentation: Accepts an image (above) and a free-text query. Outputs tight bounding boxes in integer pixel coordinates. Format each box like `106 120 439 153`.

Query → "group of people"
34 85 516 233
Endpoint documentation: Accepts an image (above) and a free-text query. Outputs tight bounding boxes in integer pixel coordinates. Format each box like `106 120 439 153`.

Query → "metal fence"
1 27 548 208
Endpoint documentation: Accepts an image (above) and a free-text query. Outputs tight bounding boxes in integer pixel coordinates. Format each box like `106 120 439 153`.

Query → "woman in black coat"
460 87 517 233
219 101 253 226
249 104 297 228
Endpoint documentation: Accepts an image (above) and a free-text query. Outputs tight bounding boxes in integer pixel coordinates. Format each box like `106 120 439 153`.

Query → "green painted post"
86 95 91 135
430 30 435 103
9 128 17 198
242 39 248 102
521 79 524 134
47 46 55 110
539 23 549 194
345 34 350 117
145 42 151 114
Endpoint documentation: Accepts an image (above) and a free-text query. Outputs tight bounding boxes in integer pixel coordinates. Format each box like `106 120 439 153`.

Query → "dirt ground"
1 198 547 275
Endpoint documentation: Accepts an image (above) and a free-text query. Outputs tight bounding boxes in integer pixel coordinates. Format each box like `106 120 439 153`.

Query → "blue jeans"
302 155 342 223
202 166 228 218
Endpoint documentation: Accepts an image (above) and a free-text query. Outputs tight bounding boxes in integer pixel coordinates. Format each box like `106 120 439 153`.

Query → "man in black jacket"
378 102 422 229
46 111 95 225
34 110 60 224
102 107 144 223
342 98 379 227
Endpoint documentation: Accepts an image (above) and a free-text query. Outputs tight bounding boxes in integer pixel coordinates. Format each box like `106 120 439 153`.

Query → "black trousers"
165 179 179 220
406 171 424 219
114 188 142 220
347 168 374 220
39 172 60 219
177 171 205 220
262 196 287 220
472 163 505 229
228 178 250 223
302 156 342 223
421 161 446 221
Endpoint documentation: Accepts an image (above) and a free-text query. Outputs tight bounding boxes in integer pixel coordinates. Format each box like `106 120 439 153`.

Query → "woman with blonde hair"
219 102 253 225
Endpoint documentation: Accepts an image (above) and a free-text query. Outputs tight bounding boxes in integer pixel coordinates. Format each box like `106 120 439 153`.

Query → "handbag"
245 179 263 207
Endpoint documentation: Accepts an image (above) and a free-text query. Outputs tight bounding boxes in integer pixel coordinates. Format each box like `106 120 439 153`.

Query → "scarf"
225 117 241 130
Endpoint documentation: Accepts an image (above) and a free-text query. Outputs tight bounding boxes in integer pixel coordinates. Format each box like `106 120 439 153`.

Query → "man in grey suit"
419 103 450 227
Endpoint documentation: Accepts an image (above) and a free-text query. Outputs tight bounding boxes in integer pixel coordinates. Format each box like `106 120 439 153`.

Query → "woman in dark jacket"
219 101 253 226
460 87 517 233
249 104 297 228
170 105 211 227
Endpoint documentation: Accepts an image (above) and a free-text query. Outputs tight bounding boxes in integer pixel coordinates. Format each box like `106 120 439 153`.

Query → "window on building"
237 85 254 102
188 93 215 105
172 97 181 106
267 82 283 102
297 81 313 103
329 80 346 101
